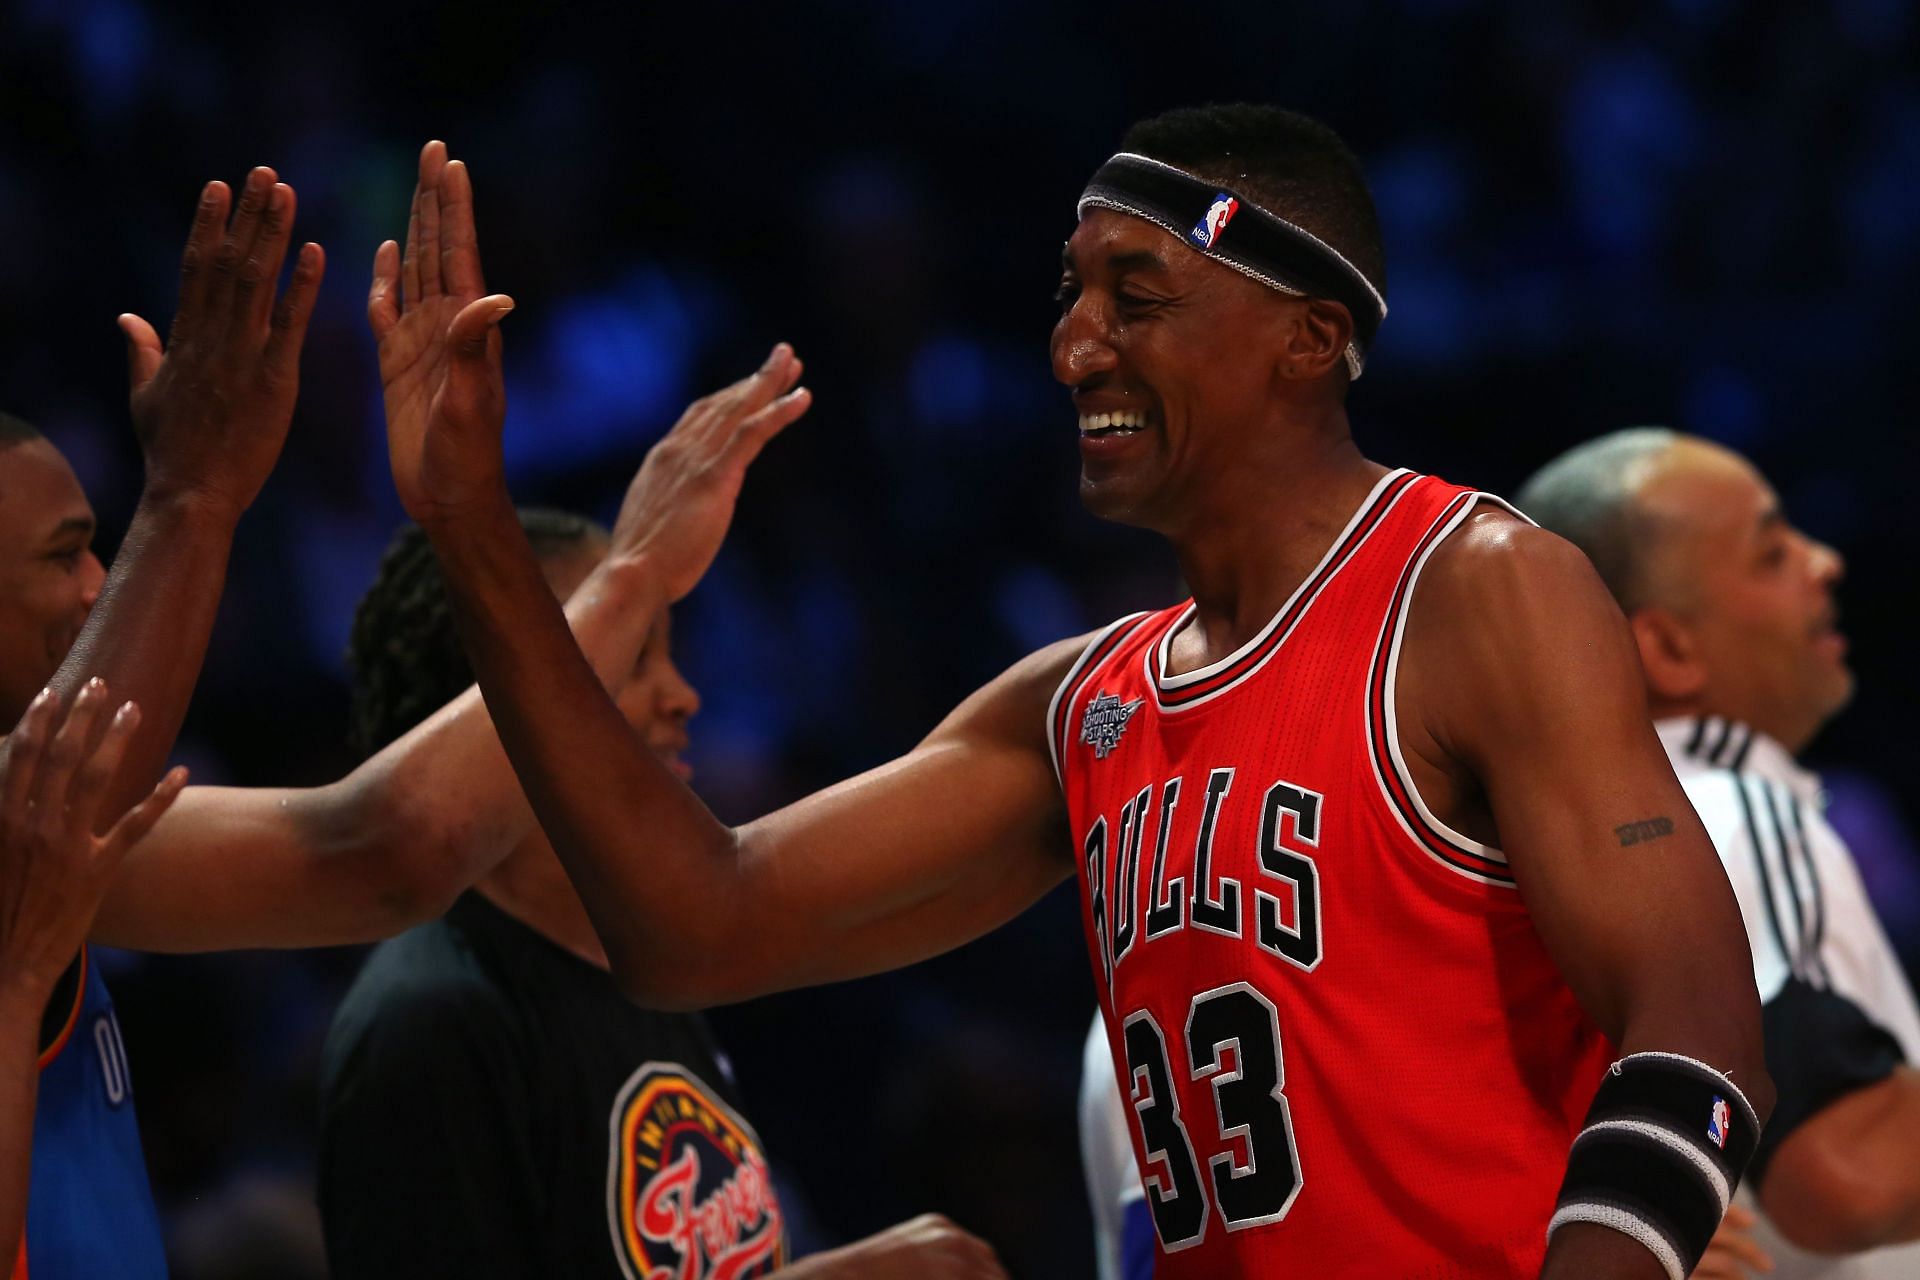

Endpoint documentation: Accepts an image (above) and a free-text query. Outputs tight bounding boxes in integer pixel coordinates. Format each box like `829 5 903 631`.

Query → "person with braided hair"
319 512 1008 1280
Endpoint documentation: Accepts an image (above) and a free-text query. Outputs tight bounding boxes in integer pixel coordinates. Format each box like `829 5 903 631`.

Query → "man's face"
0 439 104 722
542 545 699 780
1638 440 1851 747
1051 210 1303 532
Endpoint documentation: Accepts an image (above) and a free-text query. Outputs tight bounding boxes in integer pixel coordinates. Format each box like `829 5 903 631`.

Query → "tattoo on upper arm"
1614 816 1676 847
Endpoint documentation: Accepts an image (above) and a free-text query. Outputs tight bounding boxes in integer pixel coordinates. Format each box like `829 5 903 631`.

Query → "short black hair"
1515 427 1681 614
0 412 45 448
1122 104 1386 299
345 509 606 758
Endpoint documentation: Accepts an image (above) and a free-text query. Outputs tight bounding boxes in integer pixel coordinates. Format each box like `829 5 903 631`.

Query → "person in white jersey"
1077 1016 1149 1280
1518 428 1920 1279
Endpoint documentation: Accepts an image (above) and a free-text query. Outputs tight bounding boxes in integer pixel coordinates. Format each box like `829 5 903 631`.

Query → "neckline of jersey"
1150 467 1415 703
1655 716 1821 805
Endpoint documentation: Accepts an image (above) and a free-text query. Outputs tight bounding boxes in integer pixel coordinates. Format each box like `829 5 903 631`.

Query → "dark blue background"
4 2 1916 1275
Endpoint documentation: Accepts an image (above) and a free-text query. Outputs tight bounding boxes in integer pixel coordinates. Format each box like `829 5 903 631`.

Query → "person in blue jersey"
1 684 184 1278
0 162 326 1280
0 143 810 1275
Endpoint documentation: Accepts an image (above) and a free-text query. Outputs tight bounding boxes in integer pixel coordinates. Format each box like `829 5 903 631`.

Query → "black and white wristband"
1549 1052 1761 1280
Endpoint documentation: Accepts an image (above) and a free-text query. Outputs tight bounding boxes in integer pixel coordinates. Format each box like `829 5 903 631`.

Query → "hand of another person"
371 140 516 526
1692 1204 1773 1279
118 168 325 518
606 344 811 601
794 1214 1008 1279
0 682 187 997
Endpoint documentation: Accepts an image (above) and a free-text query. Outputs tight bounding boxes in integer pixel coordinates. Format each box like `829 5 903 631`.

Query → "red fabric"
1057 473 1611 1279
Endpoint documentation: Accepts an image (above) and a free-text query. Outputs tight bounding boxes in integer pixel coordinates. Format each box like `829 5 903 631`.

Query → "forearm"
1539 1222 1669 1279
46 491 236 814
92 556 668 954
335 561 667 903
0 979 50 1270
425 496 742 993
1843 1069 1920 1242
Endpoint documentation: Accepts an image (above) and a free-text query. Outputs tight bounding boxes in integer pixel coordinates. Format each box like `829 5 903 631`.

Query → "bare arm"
0 687 185 1263
382 144 1075 1008
86 564 651 951
1403 512 1772 1278
1760 1066 1920 1251
430 490 1076 1007
86 144 826 954
41 171 322 815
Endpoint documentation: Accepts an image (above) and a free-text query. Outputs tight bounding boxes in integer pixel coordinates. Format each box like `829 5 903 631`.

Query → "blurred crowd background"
3 1 1917 1276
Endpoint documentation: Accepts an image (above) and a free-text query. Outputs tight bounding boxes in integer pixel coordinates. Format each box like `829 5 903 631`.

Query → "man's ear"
1278 298 1353 382
1631 606 1707 703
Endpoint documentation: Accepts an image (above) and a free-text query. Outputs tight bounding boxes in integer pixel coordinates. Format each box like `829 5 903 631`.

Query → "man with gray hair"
1520 431 1920 1279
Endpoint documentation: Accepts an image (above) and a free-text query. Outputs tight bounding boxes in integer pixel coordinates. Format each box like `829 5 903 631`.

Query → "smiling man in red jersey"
395 108 1773 1280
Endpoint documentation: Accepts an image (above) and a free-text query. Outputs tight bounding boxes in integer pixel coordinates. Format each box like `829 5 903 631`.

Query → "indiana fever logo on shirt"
606 1063 786 1280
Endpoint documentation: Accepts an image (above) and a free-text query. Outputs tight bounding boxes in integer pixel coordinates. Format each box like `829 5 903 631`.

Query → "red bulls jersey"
1051 470 1611 1278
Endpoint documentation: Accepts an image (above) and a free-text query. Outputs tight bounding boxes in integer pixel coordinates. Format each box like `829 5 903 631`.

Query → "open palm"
370 141 514 523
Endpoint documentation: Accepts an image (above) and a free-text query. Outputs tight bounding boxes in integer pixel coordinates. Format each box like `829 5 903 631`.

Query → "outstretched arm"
390 147 1076 1009
1404 513 1771 1280
40 169 323 816
0 686 184 1265
86 143 787 954
85 569 648 951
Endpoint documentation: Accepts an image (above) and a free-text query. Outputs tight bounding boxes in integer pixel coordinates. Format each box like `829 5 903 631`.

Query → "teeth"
1078 411 1148 432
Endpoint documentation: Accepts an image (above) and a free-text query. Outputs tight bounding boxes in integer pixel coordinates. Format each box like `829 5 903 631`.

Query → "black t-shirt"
319 893 788 1279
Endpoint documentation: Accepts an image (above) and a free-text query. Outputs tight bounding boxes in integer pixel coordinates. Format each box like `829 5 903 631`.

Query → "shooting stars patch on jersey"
1189 193 1239 249
1708 1096 1730 1149
1081 692 1145 760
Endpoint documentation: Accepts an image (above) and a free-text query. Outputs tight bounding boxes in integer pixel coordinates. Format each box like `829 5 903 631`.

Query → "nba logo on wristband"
1189 193 1239 249
1708 1096 1730 1149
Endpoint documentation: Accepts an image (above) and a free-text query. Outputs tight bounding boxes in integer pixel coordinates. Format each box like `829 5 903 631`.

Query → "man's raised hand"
118 167 324 518
606 344 811 602
0 683 186 996
371 141 515 525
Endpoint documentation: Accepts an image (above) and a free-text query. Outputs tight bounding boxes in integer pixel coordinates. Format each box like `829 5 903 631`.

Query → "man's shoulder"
1416 505 1605 615
1404 501 1630 698
955 618 1163 749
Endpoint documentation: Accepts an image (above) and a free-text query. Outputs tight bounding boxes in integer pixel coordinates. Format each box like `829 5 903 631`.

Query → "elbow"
609 962 714 1013
604 930 764 1014
340 780 476 933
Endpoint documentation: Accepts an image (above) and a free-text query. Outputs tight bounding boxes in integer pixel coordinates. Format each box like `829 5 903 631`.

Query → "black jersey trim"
1731 772 1801 984
37 946 87 1069
1679 717 1753 770
1364 491 1518 887
1148 469 1419 713
1048 611 1156 788
1760 781 1829 988
1786 796 1828 965
1727 728 1755 771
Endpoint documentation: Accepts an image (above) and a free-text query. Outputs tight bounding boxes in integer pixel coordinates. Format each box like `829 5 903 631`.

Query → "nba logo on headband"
1189 193 1239 249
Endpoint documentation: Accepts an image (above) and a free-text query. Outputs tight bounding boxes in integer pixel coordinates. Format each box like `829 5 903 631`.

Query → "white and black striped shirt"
1661 717 1920 1279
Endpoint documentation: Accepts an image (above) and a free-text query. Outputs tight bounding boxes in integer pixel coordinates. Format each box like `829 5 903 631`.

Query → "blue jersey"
19 949 164 1280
